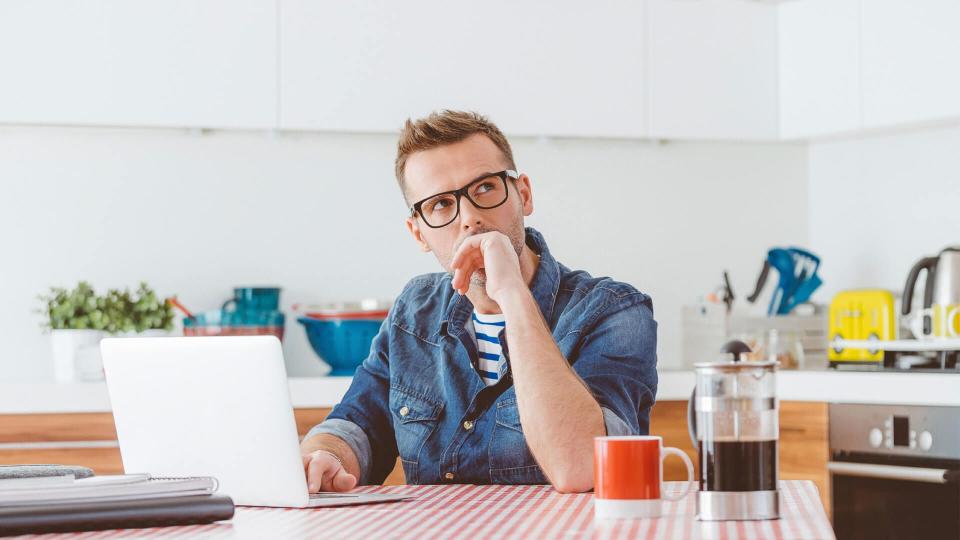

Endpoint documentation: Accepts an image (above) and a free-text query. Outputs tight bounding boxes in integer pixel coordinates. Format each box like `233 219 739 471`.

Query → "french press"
688 340 780 521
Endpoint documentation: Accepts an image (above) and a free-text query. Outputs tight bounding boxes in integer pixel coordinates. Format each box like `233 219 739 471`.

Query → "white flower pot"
50 329 106 383
50 328 176 383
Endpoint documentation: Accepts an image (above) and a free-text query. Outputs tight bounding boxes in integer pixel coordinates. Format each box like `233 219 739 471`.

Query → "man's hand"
302 449 357 493
450 231 525 302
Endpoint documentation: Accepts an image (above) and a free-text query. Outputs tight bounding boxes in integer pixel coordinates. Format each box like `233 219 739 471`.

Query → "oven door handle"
828 461 958 484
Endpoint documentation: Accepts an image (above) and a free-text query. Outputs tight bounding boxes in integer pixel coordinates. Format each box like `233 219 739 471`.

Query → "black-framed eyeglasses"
409 170 519 229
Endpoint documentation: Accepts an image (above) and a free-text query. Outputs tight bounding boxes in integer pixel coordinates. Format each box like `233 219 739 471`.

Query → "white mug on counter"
908 305 960 339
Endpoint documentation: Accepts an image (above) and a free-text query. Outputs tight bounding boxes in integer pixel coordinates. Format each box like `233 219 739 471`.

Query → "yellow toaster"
828 289 896 366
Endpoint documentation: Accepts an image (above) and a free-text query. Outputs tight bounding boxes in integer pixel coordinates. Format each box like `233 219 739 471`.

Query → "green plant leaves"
39 281 175 333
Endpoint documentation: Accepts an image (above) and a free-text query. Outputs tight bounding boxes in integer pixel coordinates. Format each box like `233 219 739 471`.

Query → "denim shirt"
306 227 658 485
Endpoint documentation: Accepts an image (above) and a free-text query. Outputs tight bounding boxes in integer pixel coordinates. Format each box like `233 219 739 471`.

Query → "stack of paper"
0 473 234 536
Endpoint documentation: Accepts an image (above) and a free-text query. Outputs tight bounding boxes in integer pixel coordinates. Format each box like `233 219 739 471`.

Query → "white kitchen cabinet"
279 0 647 138
778 0 861 139
646 0 780 140
0 1 277 129
860 0 960 128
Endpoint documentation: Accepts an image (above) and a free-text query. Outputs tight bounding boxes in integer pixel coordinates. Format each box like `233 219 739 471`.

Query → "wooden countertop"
1 369 958 414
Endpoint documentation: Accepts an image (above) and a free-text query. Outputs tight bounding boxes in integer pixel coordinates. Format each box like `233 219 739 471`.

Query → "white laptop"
101 335 412 508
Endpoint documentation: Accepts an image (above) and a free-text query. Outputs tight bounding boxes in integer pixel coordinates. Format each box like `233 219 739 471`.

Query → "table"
13 481 835 539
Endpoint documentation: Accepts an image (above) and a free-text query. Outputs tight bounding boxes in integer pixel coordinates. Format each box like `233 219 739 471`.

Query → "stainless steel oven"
829 403 960 540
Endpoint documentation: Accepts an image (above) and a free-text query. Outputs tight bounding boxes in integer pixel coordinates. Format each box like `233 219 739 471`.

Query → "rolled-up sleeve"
600 406 634 436
304 316 397 485
572 293 658 436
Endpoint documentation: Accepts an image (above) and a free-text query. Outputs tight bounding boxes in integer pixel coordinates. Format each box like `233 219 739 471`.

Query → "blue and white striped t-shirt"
471 311 508 386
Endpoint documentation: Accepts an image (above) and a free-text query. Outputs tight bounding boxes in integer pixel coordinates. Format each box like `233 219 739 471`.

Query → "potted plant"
39 282 175 382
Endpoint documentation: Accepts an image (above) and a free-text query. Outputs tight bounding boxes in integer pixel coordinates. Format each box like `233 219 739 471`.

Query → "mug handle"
915 307 935 339
661 447 695 502
948 306 960 338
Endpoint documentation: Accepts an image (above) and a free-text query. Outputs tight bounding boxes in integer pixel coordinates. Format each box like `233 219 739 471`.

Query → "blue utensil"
222 287 281 315
782 248 822 313
747 247 823 315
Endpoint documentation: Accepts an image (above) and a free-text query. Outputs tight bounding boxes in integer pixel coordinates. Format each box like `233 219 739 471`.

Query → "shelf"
834 338 960 352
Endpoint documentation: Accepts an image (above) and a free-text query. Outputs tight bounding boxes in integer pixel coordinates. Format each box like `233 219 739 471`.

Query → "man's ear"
405 216 432 252
516 174 534 217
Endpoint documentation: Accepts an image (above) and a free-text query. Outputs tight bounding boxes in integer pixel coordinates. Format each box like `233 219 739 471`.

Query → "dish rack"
682 303 827 369
831 337 960 370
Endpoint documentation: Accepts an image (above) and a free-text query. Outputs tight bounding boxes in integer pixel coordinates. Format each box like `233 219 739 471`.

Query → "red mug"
594 435 694 519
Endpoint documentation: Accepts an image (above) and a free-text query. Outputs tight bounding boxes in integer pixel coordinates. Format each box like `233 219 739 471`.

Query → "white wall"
808 123 960 300
0 126 807 381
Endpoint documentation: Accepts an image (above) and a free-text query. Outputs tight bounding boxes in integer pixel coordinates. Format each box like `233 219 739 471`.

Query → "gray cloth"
0 465 94 480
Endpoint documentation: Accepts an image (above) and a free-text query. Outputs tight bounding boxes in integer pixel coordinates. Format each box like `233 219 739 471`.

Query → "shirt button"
444 472 455 480
399 406 409 417
462 420 474 430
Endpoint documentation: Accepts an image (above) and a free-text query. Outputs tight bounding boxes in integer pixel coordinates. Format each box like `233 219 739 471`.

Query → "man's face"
404 133 534 290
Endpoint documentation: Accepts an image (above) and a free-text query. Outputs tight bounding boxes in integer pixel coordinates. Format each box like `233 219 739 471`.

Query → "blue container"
298 316 384 376
183 309 285 340
222 287 281 314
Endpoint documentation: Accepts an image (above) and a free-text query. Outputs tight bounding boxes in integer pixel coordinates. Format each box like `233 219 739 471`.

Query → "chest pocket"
488 398 548 484
389 386 443 485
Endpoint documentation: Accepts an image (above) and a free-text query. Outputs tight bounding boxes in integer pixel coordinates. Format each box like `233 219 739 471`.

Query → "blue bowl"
298 316 384 376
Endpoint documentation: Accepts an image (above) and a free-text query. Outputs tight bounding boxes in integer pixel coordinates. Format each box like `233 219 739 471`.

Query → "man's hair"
395 110 516 201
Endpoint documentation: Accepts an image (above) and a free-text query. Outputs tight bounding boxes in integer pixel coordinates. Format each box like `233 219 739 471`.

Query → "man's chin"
469 270 487 292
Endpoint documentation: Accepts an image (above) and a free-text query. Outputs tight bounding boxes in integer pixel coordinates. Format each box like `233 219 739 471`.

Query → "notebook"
0 494 235 536
0 474 218 506
0 464 94 480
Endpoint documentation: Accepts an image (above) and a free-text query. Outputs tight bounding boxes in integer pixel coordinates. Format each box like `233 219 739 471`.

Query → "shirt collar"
438 227 560 337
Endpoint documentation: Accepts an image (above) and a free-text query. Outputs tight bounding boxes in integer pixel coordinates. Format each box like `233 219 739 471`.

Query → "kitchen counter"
0 377 353 414
656 369 960 405
2 369 957 414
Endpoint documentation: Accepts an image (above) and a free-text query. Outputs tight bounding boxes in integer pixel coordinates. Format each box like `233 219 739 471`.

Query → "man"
300 110 657 494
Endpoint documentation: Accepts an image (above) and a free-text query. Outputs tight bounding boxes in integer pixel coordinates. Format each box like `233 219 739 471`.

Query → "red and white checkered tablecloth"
13 480 835 539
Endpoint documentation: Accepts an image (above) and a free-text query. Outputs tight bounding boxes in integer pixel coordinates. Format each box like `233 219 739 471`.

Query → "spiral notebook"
0 474 218 506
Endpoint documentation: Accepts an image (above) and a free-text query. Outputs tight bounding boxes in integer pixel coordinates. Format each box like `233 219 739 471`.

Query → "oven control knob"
919 431 933 451
869 428 883 448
